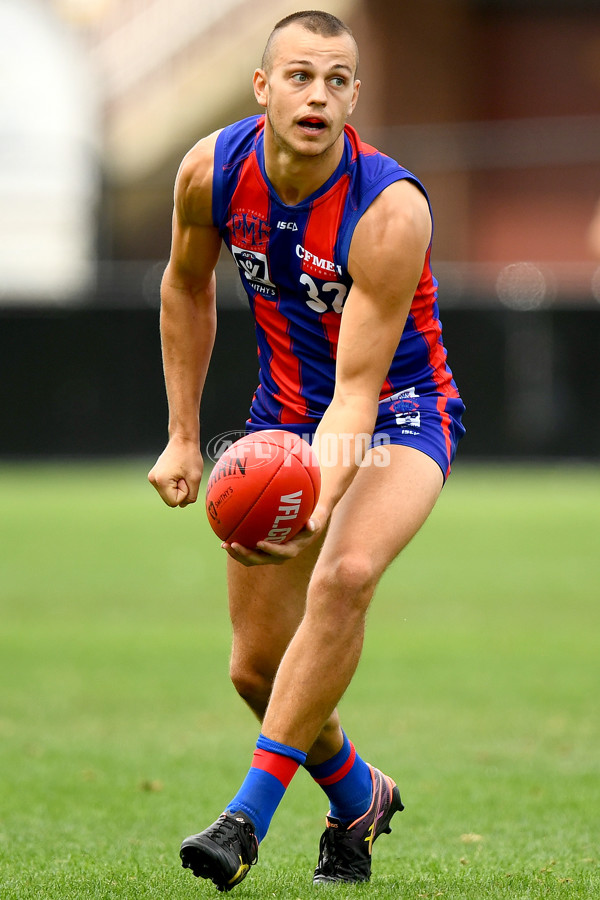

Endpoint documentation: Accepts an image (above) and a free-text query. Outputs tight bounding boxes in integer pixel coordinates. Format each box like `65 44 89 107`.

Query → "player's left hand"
222 506 328 566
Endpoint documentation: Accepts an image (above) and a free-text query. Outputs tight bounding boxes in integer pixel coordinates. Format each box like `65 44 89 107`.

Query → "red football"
205 430 321 547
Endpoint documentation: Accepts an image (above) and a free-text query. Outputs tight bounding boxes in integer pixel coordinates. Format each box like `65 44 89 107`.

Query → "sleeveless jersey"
212 114 460 426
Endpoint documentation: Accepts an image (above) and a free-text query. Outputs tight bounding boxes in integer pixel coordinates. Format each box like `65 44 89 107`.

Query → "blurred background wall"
1 0 600 459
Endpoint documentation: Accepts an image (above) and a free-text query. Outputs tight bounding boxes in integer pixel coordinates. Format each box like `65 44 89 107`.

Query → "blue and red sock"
304 731 373 824
225 734 306 843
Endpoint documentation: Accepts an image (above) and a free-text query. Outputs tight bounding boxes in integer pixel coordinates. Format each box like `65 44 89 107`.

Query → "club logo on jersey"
385 387 421 431
231 245 277 296
228 210 270 247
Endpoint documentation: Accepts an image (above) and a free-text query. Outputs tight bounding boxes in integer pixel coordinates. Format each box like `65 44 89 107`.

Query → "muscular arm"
148 133 222 507
312 178 432 521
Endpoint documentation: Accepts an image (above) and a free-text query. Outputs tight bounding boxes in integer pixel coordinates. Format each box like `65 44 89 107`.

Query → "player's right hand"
147 439 204 508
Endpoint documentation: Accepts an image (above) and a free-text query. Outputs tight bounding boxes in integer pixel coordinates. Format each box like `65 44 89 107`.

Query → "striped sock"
225 734 306 843
304 731 373 824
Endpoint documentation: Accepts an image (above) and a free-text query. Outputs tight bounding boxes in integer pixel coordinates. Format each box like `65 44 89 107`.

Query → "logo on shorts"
385 387 421 431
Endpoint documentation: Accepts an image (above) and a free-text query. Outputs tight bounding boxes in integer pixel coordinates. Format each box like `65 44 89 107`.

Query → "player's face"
254 24 360 161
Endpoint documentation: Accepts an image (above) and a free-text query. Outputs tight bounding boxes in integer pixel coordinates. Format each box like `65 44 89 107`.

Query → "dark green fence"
1 303 598 460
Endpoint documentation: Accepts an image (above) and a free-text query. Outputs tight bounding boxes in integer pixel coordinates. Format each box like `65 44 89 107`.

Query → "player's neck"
262 128 345 207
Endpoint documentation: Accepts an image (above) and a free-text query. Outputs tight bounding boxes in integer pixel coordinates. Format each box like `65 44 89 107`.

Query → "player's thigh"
227 532 324 678
315 445 444 589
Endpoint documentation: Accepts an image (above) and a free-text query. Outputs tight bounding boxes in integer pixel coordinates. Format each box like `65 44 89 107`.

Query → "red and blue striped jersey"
212 114 460 425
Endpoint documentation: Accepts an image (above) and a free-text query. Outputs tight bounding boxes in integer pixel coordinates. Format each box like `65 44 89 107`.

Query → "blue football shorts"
246 387 466 482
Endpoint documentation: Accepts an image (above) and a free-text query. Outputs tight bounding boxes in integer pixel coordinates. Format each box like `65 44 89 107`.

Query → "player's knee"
229 659 273 713
314 552 378 612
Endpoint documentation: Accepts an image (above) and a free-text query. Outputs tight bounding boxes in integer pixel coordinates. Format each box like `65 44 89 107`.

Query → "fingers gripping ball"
205 430 321 547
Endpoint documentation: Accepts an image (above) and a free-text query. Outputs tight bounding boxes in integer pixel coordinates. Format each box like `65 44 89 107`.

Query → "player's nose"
307 77 327 104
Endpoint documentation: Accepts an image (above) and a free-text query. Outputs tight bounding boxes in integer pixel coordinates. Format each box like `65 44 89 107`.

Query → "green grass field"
1 462 598 899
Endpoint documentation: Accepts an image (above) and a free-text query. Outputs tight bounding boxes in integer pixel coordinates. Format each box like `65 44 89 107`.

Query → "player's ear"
347 79 361 117
253 69 268 108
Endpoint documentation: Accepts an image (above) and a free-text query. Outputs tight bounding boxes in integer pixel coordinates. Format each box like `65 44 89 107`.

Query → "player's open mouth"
298 118 327 132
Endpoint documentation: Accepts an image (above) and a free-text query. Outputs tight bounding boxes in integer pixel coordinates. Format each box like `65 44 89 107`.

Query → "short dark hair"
261 10 358 74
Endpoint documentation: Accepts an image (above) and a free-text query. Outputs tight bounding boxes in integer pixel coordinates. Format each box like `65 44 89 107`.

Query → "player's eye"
291 72 309 83
330 76 346 87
